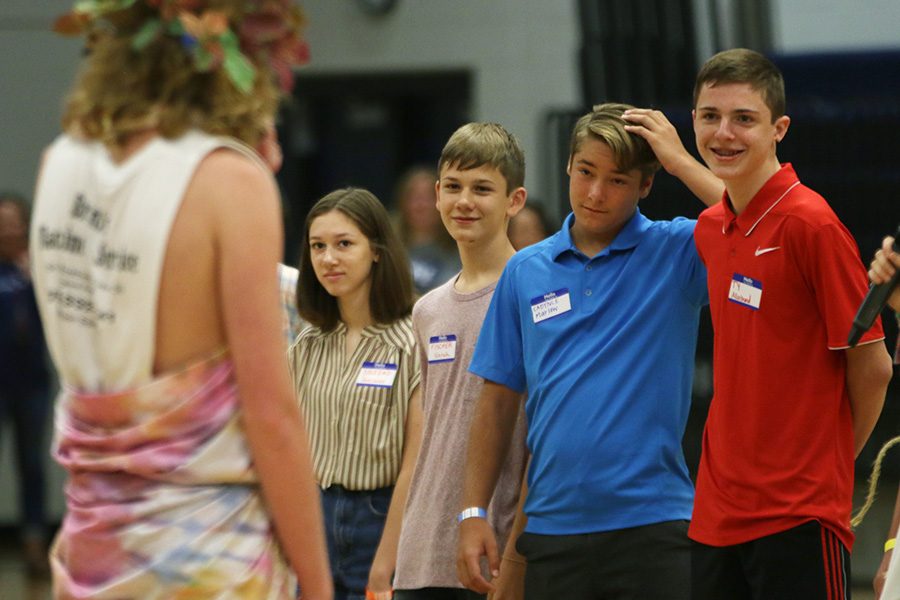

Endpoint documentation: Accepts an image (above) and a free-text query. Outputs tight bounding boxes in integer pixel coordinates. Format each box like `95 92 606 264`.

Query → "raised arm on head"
623 108 724 207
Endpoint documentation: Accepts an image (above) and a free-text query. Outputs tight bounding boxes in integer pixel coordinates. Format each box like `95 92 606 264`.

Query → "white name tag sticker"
728 273 762 310
428 334 457 363
531 288 572 324
356 361 399 388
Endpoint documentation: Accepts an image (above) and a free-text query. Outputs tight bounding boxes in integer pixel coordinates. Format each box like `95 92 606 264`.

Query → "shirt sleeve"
468 261 527 393
411 300 429 398
801 222 885 349
408 327 422 392
670 217 709 308
277 263 302 346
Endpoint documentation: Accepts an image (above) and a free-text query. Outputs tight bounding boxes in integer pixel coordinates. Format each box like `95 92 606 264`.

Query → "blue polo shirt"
470 210 707 535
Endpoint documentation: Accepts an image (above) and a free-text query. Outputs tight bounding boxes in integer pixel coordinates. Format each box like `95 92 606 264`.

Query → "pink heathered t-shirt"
394 277 528 590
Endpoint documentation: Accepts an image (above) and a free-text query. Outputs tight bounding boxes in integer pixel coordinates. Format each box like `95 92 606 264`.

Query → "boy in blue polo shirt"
456 103 720 599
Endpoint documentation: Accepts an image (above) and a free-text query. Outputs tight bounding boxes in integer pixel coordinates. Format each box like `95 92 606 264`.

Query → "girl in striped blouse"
291 188 423 600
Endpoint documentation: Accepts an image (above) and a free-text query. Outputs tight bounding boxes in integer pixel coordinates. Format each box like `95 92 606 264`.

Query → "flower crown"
54 0 309 94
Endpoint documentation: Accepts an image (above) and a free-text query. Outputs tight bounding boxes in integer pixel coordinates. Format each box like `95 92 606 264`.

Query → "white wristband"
457 506 488 523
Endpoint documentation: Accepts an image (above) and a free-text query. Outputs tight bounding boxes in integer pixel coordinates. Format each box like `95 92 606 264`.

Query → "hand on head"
622 108 689 176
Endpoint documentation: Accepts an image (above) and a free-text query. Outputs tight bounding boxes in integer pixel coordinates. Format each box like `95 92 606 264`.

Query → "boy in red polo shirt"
689 48 894 599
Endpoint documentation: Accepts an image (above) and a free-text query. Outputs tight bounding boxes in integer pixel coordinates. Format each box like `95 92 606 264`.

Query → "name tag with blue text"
531 288 572 324
356 361 398 388
428 335 457 363
728 274 762 310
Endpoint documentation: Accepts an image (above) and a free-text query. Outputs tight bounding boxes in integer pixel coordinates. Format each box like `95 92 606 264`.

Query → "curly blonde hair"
62 1 281 149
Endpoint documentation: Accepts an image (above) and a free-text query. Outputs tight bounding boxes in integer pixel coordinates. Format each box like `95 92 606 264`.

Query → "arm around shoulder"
206 151 332 599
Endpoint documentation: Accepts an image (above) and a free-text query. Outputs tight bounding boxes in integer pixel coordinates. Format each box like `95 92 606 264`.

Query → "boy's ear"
434 179 441 209
506 187 528 218
773 115 790 143
638 174 655 200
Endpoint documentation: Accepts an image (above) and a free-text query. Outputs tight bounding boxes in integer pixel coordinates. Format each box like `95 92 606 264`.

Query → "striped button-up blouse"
289 316 420 490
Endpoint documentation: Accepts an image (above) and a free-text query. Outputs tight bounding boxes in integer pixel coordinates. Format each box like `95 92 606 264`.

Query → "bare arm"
213 153 332 599
845 341 892 457
457 381 522 594
869 235 900 312
623 108 724 207
367 384 424 594
490 460 530 600
875 488 900 599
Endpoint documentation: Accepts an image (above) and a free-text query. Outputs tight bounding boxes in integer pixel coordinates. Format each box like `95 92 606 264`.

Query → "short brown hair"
297 188 415 331
438 123 525 193
693 48 786 121
62 1 283 149
568 103 661 180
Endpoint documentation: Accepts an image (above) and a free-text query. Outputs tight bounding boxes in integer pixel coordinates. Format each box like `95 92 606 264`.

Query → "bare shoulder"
190 148 278 207
180 147 282 241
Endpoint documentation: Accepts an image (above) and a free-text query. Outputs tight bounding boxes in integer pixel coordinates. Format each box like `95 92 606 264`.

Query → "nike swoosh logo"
755 246 781 256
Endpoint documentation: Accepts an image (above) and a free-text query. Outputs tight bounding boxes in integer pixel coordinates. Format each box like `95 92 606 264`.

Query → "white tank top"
31 130 264 392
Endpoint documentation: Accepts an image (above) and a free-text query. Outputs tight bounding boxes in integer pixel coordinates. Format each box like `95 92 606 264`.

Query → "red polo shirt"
690 164 884 551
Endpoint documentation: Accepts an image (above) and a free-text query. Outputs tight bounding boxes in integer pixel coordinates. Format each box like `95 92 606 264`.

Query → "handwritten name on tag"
356 361 399 388
531 289 572 324
428 335 457 363
728 274 762 310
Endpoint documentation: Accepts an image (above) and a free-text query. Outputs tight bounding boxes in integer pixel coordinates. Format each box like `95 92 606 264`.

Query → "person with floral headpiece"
30 1 332 598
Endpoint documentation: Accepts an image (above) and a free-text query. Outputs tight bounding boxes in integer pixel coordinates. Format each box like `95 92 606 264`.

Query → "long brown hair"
298 188 415 331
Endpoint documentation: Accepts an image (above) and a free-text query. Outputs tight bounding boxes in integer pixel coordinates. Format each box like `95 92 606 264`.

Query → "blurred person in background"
0 192 51 579
863 233 900 600
507 203 552 251
394 166 460 294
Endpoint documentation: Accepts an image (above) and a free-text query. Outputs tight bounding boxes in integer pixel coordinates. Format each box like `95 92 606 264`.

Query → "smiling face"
308 209 378 304
693 82 789 203
436 162 524 247
566 137 652 255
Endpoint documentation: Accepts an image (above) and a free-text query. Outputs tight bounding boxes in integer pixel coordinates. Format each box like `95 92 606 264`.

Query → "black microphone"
848 225 900 347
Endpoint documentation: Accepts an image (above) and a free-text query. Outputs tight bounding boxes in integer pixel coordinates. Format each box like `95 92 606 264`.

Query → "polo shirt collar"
721 163 801 237
551 209 651 260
